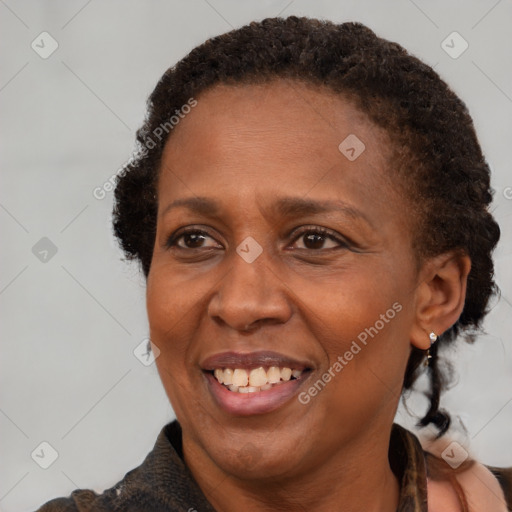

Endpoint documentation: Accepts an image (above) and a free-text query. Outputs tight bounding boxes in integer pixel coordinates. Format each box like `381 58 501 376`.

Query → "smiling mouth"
208 366 311 393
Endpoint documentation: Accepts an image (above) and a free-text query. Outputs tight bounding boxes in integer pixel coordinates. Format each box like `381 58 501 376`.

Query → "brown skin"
146 80 471 511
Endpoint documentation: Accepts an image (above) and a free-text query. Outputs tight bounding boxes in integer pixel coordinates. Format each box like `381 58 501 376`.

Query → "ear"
409 251 471 350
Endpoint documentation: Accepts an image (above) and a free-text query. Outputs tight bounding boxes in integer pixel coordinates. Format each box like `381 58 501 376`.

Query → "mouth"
208 366 307 393
201 351 313 415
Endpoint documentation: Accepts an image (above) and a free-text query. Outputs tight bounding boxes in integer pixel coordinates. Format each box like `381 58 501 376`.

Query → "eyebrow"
161 196 371 226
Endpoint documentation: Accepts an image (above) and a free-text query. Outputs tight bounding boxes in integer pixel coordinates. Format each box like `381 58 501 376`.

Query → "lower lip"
204 371 309 416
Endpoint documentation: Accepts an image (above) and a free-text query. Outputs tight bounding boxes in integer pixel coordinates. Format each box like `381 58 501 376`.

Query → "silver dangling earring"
424 331 437 366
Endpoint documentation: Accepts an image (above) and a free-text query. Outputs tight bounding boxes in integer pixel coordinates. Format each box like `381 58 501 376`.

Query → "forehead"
164 79 389 159
157 80 403 223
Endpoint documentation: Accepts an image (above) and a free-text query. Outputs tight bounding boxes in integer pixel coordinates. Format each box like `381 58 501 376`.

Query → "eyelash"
165 226 350 252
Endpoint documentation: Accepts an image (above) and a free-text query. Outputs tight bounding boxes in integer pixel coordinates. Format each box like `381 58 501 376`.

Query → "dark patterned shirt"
36 421 512 511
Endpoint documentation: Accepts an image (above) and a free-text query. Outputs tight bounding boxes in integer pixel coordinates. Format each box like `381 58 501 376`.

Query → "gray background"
1 1 511 510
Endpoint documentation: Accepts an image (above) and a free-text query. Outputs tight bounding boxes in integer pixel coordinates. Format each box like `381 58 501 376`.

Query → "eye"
165 226 350 252
290 226 349 251
166 228 221 250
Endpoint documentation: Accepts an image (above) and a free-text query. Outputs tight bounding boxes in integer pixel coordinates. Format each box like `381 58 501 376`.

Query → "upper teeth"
213 366 303 392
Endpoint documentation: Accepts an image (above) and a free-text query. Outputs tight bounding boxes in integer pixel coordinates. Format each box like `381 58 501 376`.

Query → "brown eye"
166 229 220 250
180 232 208 248
291 227 348 251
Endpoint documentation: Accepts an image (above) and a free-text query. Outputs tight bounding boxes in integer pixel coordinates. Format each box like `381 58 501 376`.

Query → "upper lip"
200 351 313 371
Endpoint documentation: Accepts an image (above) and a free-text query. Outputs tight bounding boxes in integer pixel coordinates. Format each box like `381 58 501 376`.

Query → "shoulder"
427 461 509 512
35 489 99 511
34 420 216 512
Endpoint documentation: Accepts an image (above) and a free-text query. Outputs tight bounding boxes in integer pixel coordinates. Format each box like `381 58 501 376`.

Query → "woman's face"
147 80 423 480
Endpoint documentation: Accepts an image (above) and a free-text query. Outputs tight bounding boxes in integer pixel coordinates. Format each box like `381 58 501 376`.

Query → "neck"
183 422 400 512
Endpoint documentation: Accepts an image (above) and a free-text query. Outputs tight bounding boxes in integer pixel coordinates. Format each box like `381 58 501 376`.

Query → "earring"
424 332 437 367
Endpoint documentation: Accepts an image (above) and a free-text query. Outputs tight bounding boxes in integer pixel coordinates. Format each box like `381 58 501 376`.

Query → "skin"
146 79 474 511
428 467 508 512
424 439 508 511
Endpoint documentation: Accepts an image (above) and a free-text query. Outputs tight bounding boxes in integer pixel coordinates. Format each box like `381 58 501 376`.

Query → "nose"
207 247 293 332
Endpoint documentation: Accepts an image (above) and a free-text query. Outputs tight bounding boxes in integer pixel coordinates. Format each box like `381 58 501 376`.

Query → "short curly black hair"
112 16 500 436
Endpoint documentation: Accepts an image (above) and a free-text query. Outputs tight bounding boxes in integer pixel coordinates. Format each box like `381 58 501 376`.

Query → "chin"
200 424 309 481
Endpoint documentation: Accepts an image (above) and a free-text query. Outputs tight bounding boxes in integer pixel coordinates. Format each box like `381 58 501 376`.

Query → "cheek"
145 265 204 419
296 266 413 419
145 260 223 379
297 265 406 349
145 265 199 368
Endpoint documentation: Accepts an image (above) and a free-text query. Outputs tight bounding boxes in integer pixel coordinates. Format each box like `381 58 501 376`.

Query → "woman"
37 16 511 512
